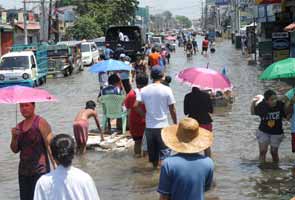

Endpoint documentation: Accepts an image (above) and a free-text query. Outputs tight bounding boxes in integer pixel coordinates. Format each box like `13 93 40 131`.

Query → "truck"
47 42 83 77
105 25 145 61
0 44 48 87
56 41 84 74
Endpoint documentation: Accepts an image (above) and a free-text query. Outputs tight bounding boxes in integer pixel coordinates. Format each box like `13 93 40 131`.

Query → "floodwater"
1 39 295 200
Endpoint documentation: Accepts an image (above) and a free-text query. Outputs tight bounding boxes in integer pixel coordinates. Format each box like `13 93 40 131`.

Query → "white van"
81 42 99 66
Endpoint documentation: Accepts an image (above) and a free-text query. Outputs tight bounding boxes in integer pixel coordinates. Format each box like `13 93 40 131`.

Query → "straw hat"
161 118 213 154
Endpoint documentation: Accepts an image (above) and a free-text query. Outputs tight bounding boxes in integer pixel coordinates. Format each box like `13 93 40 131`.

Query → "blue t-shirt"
158 153 214 200
286 88 295 132
101 85 122 95
104 48 113 60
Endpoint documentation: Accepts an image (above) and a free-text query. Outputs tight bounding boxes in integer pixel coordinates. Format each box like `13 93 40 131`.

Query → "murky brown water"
1 39 295 200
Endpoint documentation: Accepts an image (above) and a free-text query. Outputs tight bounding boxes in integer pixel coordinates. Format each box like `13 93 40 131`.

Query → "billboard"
272 32 290 62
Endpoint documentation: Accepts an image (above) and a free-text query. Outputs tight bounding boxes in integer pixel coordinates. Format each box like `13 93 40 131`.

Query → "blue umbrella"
88 59 133 73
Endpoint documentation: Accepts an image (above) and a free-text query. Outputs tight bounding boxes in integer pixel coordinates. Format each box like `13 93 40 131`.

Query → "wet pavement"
1 38 295 200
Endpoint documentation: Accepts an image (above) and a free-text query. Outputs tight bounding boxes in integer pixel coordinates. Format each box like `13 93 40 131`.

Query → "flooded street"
1 39 295 200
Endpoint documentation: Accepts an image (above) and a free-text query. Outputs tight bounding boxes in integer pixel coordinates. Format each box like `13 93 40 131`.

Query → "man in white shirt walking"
136 67 177 168
34 134 100 200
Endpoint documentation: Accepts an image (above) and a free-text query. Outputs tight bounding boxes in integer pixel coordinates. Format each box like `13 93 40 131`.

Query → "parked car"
0 44 48 87
81 41 99 66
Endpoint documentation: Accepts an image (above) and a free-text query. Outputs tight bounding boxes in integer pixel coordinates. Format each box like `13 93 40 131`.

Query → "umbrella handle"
16 104 18 125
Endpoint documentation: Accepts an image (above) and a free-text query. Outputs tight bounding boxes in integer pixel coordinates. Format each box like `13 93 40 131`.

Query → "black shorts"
202 47 208 52
145 128 170 163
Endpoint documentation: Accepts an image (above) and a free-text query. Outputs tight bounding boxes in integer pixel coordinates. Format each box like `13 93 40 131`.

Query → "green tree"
65 15 103 40
175 15 192 28
73 0 138 31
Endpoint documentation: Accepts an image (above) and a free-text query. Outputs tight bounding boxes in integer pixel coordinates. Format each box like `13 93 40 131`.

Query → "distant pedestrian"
136 66 177 168
119 54 132 94
103 43 113 60
202 36 209 55
161 75 172 87
114 44 125 60
158 117 214 200
148 47 161 68
184 87 213 157
10 102 56 200
251 90 292 163
73 101 103 154
125 73 149 157
34 134 100 200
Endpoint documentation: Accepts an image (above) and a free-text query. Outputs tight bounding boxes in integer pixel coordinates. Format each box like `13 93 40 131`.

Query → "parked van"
0 44 48 87
81 42 99 66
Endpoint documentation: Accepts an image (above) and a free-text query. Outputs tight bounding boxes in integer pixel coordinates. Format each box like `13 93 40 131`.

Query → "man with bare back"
74 101 103 154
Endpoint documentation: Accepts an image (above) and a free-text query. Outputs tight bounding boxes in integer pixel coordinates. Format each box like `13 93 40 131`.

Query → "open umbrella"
259 58 295 80
88 59 133 73
165 36 177 41
0 85 57 122
176 67 233 93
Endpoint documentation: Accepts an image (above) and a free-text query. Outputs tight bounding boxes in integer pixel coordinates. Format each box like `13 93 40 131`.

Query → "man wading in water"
251 90 293 163
73 101 103 154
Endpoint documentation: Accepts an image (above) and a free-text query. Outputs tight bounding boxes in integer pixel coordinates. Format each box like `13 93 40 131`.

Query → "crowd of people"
178 32 217 58
13 36 295 200
9 38 219 200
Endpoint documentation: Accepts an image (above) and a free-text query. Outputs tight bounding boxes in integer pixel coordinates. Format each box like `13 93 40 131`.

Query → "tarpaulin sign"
272 32 290 62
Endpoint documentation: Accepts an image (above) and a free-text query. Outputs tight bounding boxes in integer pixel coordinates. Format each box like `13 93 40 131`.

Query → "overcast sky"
0 0 202 19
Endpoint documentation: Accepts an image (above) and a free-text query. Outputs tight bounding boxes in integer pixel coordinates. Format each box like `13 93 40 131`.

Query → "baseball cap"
151 66 164 80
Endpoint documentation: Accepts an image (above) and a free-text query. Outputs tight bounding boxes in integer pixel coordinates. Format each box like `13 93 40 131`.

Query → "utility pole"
23 0 28 45
54 0 59 43
201 0 204 29
48 0 52 41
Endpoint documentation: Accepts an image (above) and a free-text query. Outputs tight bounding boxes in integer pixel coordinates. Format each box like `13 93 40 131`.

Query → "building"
14 22 40 45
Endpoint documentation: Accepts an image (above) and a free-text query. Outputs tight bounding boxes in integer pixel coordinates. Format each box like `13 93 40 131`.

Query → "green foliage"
59 0 73 7
71 0 139 33
175 15 192 28
65 15 103 40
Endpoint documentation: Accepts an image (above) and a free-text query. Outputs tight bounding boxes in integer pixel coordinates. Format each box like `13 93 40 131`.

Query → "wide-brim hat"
161 118 213 154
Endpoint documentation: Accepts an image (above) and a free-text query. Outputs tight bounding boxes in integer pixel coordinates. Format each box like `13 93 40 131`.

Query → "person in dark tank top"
10 102 56 200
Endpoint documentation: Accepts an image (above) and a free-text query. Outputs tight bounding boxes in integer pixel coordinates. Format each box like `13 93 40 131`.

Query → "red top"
125 89 146 137
202 40 209 48
17 116 50 176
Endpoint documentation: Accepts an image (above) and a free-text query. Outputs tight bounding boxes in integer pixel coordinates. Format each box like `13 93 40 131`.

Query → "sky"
0 0 202 19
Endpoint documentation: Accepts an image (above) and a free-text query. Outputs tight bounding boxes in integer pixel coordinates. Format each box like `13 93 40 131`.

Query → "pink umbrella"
0 85 57 104
0 85 57 122
165 36 177 41
176 67 233 93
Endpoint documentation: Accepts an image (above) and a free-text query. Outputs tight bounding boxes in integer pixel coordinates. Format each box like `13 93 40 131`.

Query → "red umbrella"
176 67 233 93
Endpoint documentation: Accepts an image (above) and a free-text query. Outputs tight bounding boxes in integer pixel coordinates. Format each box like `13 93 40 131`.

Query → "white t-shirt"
137 83 176 128
119 32 124 41
34 166 100 200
